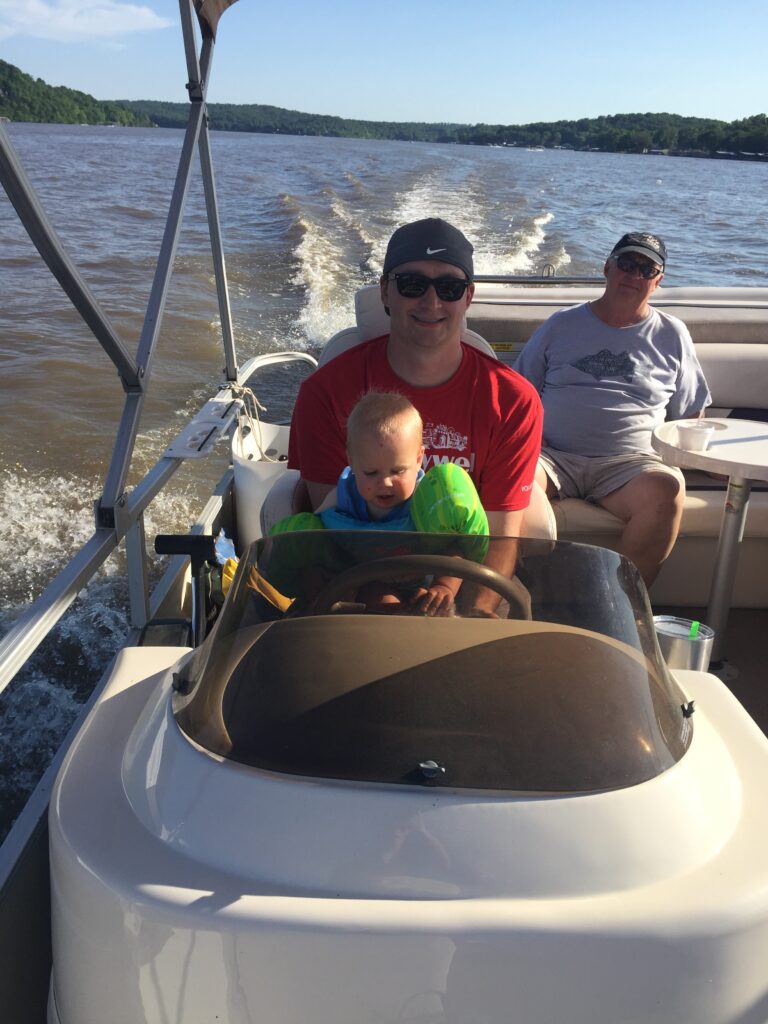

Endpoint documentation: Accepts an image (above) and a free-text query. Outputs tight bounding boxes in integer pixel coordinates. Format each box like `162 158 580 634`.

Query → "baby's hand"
410 583 456 617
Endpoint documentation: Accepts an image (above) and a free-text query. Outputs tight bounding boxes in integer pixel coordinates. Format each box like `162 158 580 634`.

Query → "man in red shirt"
288 218 543 615
289 218 543 539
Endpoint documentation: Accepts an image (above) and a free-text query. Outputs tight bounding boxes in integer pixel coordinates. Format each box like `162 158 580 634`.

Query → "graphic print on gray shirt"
514 303 711 457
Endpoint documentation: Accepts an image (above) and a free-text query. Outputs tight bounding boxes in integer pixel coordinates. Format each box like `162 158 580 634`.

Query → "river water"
0 123 766 836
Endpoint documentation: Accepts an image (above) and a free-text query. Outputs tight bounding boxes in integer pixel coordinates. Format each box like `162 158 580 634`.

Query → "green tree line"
0 60 151 127
2 59 765 158
105 101 768 158
118 98 464 143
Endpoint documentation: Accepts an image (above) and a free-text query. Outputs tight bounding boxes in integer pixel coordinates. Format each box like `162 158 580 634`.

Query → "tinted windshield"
174 532 691 793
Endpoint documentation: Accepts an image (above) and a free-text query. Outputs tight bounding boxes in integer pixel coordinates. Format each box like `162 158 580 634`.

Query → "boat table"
652 418 768 668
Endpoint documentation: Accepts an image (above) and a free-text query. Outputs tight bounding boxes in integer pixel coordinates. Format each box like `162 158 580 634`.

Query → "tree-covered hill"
117 98 464 143
2 58 765 158
117 100 768 157
0 60 151 127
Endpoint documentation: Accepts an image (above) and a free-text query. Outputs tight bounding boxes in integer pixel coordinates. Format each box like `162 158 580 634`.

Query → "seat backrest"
522 479 557 541
318 284 496 367
262 470 556 543
259 468 308 537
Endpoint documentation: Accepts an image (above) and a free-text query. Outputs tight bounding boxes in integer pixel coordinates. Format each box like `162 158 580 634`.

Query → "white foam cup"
675 421 714 451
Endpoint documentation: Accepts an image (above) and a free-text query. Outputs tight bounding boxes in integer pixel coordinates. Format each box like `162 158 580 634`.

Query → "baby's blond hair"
346 391 423 455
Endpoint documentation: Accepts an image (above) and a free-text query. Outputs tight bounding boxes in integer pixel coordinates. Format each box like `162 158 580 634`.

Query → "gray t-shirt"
514 302 711 456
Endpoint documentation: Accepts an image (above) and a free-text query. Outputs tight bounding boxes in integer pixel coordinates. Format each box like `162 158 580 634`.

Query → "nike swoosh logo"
425 247 447 255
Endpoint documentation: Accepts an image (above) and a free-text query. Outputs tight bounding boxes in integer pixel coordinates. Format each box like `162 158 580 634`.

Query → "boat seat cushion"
552 486 768 540
259 469 557 542
318 285 495 366
259 469 308 536
695 345 768 411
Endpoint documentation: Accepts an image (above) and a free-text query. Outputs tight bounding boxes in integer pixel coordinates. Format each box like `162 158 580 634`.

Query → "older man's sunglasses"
614 254 662 280
389 272 471 302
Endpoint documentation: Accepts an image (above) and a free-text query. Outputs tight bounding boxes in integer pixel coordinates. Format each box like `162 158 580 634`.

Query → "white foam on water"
491 211 556 275
382 174 558 280
383 173 500 285
390 173 489 256
330 198 378 250
292 211 358 344
551 241 573 272
0 464 216 661
0 464 224 838
0 468 129 839
287 172 562 349
0 673 82 827
0 469 96 602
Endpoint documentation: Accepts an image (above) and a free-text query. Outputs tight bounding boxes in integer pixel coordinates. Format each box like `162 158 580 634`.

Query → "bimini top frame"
0 0 241 694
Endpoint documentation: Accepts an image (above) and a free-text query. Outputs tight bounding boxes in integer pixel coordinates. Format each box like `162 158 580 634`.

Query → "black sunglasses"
389 272 471 302
614 254 662 280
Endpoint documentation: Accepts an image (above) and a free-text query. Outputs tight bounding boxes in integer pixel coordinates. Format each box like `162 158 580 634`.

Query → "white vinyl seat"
260 466 555 542
318 285 496 366
259 285 556 542
260 468 305 536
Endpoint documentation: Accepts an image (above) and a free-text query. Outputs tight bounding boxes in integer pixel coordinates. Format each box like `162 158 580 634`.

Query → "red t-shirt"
288 336 543 511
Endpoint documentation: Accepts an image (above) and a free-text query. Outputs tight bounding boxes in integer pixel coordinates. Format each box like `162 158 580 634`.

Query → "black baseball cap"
610 232 667 267
383 218 474 278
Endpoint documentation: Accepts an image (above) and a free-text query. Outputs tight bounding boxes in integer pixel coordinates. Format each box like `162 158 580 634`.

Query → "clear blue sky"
1 0 765 125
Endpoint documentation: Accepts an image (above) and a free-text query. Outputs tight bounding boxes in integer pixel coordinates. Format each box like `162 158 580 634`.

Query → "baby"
273 391 488 615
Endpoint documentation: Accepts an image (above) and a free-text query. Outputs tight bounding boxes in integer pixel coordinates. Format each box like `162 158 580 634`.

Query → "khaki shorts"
539 447 684 502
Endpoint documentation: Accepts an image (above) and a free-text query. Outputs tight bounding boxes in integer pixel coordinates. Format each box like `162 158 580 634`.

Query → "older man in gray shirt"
515 232 710 586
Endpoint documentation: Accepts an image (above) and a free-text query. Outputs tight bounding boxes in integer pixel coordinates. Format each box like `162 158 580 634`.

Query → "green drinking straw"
689 620 700 639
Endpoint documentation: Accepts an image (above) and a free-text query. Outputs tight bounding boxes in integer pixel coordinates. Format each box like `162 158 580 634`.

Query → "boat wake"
0 465 227 842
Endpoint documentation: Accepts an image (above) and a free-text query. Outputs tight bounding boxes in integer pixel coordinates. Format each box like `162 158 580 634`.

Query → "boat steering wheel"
309 553 530 619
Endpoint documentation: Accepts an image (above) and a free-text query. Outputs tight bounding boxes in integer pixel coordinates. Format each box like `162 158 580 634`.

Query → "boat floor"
655 605 768 735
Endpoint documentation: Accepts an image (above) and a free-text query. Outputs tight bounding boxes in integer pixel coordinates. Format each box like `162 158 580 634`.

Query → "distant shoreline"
6 118 767 164
2 59 766 161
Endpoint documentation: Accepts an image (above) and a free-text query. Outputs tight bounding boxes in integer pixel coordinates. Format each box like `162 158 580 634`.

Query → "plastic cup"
675 421 714 452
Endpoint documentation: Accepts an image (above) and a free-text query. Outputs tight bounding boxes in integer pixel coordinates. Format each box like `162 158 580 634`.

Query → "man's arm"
287 371 349 510
665 320 711 420
512 323 550 392
487 509 524 539
457 510 526 618
306 481 335 511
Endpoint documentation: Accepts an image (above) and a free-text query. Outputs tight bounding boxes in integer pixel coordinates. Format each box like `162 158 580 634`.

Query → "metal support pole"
125 514 150 630
180 0 204 98
198 118 238 380
179 0 237 380
98 98 207 518
98 4 224 521
707 477 751 663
